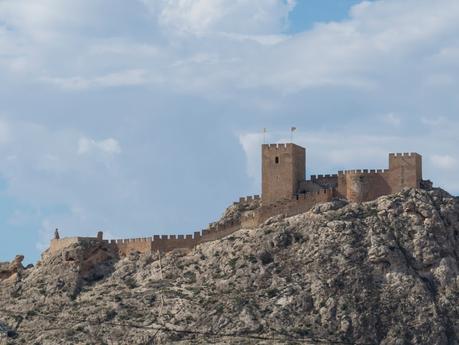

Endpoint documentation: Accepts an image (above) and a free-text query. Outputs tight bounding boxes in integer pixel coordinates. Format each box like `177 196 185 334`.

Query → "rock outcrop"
0 188 458 344
0 256 25 283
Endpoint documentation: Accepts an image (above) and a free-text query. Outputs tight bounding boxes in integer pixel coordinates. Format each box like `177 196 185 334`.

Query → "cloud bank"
0 0 458 261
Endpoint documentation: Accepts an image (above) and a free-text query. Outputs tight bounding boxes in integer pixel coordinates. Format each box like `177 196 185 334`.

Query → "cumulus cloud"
0 118 131 245
44 70 149 90
2 0 459 97
382 113 401 127
431 154 458 170
0 119 11 144
1 0 459 261
78 137 121 155
238 132 264 182
144 0 296 35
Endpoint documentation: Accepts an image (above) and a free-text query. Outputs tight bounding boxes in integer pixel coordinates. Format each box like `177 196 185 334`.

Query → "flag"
291 126 297 132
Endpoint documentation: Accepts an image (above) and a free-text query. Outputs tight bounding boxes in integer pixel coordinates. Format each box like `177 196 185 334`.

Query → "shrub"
259 251 274 265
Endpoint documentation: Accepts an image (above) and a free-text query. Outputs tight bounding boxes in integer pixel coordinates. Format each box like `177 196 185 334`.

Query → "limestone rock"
0 188 458 344
0 255 24 283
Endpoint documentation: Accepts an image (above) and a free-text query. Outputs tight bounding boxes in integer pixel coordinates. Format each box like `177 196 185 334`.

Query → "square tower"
262 143 306 204
388 153 422 192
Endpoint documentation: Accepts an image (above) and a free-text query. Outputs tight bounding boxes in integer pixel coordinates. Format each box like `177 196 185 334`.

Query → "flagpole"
290 126 296 143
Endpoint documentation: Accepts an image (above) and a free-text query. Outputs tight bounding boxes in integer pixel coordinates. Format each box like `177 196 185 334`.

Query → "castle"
48 143 429 257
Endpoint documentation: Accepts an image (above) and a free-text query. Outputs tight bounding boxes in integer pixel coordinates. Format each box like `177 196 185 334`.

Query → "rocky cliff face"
0 188 458 345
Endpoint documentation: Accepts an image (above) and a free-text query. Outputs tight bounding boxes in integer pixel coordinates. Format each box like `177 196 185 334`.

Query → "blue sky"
0 0 458 263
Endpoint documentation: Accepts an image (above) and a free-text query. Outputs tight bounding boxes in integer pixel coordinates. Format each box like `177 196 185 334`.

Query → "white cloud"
1 0 459 261
238 132 264 182
382 113 401 127
44 69 149 90
431 154 458 170
2 0 459 97
0 119 11 144
145 0 296 35
421 116 448 126
0 0 86 41
78 137 121 155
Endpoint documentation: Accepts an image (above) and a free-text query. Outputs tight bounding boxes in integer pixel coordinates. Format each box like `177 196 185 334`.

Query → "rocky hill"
0 188 458 345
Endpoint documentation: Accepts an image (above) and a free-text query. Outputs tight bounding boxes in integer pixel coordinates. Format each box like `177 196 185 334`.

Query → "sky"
0 0 458 263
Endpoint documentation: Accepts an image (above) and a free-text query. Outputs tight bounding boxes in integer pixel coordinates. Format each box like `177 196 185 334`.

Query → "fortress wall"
115 238 154 256
258 189 333 222
241 212 260 228
336 171 347 199
49 237 104 255
112 218 244 256
298 180 323 193
310 174 338 187
335 152 422 203
236 195 260 205
287 189 333 216
150 234 196 253
200 220 241 243
336 170 391 202
49 237 82 254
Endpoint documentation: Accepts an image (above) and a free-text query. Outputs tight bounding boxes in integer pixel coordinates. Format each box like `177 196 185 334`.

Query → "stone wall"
334 152 422 202
49 237 85 253
336 169 391 203
46 147 425 258
258 189 334 223
47 190 335 257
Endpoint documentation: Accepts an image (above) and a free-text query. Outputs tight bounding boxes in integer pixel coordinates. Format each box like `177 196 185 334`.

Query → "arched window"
275 156 279 164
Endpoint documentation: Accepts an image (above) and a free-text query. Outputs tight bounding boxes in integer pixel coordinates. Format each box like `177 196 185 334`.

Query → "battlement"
389 152 421 158
339 169 390 175
237 195 261 204
295 188 333 200
310 174 338 180
262 143 294 150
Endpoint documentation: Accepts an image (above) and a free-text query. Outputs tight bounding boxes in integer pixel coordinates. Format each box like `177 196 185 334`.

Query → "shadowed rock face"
0 256 24 282
0 188 458 345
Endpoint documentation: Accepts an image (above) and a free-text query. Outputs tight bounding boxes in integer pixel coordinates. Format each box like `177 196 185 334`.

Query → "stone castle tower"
262 143 305 204
388 153 422 191
262 143 424 204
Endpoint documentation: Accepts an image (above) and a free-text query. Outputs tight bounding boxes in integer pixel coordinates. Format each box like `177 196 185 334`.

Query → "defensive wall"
250 189 334 224
49 195 259 257
47 189 335 257
333 153 422 202
49 237 101 254
47 145 426 258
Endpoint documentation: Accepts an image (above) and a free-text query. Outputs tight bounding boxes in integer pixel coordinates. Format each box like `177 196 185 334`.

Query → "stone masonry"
47 143 429 257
